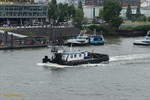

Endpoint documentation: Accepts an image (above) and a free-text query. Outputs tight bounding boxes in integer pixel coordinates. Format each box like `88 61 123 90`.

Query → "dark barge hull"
65 43 89 46
63 53 109 66
133 42 150 46
0 45 48 50
44 53 109 66
90 43 104 45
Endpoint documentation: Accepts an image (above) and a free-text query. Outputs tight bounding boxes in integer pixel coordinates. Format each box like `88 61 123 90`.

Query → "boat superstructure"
65 34 89 46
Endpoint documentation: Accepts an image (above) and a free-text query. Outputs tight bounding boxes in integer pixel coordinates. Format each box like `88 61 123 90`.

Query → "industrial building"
0 0 48 26
83 0 150 19
84 0 140 6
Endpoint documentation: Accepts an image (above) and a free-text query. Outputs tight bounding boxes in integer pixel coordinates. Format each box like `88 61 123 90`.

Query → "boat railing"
146 31 150 36
145 30 150 39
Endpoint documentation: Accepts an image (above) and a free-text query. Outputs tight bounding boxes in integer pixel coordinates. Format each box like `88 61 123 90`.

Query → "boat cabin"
145 31 150 39
52 50 89 63
89 35 104 45
73 34 89 42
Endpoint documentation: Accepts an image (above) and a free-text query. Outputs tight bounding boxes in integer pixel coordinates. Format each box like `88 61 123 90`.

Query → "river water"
0 37 150 100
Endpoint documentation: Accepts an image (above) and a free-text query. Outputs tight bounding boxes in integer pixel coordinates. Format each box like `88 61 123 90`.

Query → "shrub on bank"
88 24 107 32
120 24 150 31
86 24 119 36
134 25 150 31
0 28 16 31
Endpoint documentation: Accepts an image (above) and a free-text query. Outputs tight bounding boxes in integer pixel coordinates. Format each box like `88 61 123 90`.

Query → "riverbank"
0 27 80 50
1 25 149 38
0 25 149 50
87 24 149 37
8 27 80 39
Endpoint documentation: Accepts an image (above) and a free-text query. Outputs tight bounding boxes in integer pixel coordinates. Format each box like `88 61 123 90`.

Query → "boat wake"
37 53 150 69
110 53 150 62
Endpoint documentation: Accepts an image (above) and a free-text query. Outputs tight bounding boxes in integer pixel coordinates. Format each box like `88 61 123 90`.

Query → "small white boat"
133 31 150 45
65 34 89 46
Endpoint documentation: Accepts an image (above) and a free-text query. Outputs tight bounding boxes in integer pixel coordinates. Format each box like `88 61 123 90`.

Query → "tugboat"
39 46 109 68
133 31 150 46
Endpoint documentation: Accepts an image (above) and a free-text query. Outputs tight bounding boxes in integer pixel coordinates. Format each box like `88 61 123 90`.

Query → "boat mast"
94 29 96 35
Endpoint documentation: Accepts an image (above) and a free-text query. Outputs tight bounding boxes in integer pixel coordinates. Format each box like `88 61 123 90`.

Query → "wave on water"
110 53 150 62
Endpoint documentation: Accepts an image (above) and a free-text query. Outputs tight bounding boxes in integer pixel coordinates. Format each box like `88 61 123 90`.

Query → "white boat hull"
37 63 66 69
65 39 89 45
133 40 150 45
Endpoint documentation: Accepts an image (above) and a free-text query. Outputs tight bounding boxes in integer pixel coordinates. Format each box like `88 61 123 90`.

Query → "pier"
0 27 80 50
0 30 48 50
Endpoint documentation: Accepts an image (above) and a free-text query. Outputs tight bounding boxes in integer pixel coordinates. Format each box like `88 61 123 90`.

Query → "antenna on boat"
70 43 73 51
100 31 103 35
94 29 96 35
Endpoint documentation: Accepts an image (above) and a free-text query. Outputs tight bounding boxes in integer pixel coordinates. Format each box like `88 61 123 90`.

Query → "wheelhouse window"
79 54 82 57
70 55 73 58
74 54 76 58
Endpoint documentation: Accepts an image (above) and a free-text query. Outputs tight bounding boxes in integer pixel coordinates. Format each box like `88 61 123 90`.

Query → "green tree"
73 8 84 28
78 0 83 9
57 3 68 22
48 0 59 24
57 4 75 22
99 9 103 19
51 0 56 4
137 16 147 22
73 0 84 28
102 0 123 28
126 4 132 20
48 0 75 24
68 5 76 18
148 17 150 22
136 5 141 18
111 17 123 28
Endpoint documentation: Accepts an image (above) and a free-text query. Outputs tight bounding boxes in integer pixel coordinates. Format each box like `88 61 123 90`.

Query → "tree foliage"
126 4 132 20
48 0 58 21
48 0 75 24
48 0 84 28
99 9 103 19
78 0 83 9
72 1 84 28
57 4 75 22
73 8 84 28
102 0 123 28
136 5 141 18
